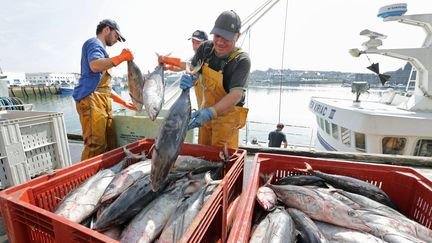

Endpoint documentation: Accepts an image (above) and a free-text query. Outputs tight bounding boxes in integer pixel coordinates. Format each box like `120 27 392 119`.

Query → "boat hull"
59 87 74 95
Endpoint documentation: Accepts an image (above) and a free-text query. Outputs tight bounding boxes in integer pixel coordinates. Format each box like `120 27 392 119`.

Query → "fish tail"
260 173 274 186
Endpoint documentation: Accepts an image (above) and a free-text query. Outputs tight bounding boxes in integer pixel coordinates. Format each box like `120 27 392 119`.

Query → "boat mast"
355 5 432 111
239 0 284 144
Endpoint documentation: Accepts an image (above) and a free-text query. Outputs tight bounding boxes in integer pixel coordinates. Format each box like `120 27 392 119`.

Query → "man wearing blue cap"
73 19 136 160
161 10 251 148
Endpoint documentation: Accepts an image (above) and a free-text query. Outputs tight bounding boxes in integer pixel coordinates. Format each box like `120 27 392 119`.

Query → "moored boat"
310 4 432 157
59 84 74 95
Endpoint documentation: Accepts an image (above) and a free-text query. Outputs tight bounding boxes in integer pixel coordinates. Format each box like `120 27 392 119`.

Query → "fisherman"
160 30 208 72
73 19 136 160
160 10 251 148
268 123 288 148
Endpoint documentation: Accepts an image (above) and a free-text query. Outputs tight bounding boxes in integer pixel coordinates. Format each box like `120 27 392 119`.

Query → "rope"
278 0 289 123
162 76 182 108
242 0 273 26
0 97 25 110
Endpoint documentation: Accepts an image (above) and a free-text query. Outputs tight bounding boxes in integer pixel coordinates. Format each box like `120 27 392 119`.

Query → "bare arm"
212 89 244 116
89 58 115 73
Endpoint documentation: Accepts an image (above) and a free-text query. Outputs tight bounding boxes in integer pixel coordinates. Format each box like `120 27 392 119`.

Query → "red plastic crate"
0 138 245 243
228 153 432 243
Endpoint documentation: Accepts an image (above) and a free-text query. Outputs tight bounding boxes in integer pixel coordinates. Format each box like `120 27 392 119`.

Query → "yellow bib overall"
76 70 116 160
194 50 248 148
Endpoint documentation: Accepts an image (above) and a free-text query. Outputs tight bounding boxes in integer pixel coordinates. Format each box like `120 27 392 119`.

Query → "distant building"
26 72 78 86
3 72 28 86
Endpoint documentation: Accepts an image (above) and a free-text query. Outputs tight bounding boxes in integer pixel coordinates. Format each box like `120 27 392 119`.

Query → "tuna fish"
268 184 371 232
249 207 296 243
143 64 165 120
158 185 208 243
256 175 277 211
171 155 222 172
296 162 397 209
338 190 405 218
287 208 328 243
274 174 326 187
150 88 191 191
357 210 432 243
120 185 185 243
100 159 151 203
314 221 386 243
127 61 145 111
93 173 183 230
100 225 123 241
54 159 126 223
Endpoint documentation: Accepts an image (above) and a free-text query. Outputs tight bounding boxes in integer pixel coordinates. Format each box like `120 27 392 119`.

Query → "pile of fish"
252 162 432 243
54 148 225 242
127 61 165 120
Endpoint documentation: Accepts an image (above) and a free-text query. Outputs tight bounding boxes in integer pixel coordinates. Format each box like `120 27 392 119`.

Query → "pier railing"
240 120 315 150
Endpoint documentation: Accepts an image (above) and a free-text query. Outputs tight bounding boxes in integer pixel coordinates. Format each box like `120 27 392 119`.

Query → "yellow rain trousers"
76 70 116 160
194 50 248 148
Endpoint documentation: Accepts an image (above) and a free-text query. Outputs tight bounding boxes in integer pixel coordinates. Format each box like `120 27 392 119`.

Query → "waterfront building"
26 72 78 86
2 72 28 86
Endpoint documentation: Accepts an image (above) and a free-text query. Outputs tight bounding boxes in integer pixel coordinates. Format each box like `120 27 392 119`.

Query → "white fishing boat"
309 3 432 157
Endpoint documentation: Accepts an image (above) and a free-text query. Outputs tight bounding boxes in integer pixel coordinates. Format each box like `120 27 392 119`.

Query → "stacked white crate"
0 111 71 188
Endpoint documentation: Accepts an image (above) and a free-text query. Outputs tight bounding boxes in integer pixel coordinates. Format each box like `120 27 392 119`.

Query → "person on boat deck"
160 10 251 149
73 19 136 161
160 30 208 72
268 123 288 148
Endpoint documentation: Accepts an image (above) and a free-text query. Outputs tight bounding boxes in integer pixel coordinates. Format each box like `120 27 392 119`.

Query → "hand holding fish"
180 74 196 90
111 48 134 66
188 107 217 129
163 64 175 71
123 101 137 111
158 55 181 67
111 90 137 111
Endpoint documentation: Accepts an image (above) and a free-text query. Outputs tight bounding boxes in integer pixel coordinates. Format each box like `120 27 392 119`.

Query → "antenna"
351 81 369 103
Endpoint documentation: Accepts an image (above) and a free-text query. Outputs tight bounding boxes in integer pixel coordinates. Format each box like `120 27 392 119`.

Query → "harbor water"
23 84 384 147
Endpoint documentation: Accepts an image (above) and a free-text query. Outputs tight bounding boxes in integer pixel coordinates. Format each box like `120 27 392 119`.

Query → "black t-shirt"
268 130 287 147
191 41 251 106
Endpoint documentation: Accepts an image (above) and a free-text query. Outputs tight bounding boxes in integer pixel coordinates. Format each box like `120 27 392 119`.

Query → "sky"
0 0 429 76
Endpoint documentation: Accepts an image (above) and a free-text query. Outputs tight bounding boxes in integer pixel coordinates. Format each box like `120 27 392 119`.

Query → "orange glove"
111 91 137 111
111 48 134 67
163 64 175 71
122 101 137 111
159 56 181 67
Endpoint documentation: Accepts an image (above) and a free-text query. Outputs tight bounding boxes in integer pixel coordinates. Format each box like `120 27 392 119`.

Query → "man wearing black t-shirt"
159 10 251 148
268 123 288 148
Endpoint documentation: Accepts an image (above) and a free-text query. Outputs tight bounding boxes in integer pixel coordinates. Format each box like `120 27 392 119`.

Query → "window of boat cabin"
341 127 351 146
319 117 325 131
355 133 366 152
331 123 339 140
414 139 432 157
316 116 324 131
382 137 406 155
324 120 330 135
